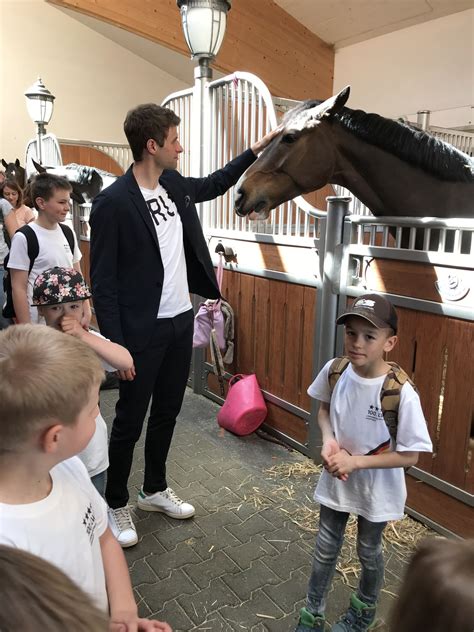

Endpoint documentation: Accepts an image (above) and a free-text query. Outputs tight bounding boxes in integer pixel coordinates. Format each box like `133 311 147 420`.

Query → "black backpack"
2 224 75 319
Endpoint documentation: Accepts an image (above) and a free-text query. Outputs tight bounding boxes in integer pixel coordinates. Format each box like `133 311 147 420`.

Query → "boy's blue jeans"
306 504 387 615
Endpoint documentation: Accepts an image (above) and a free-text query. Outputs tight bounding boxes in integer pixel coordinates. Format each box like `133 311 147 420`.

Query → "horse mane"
289 100 474 183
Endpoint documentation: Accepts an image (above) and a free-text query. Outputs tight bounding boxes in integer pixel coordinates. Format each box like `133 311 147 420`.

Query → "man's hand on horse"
251 125 283 155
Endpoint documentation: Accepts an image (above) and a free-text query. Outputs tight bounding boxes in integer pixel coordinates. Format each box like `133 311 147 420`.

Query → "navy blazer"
89 149 256 351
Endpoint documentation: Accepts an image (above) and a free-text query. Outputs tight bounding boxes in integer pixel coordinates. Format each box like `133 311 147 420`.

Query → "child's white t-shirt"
308 360 433 522
140 183 192 318
0 457 108 611
78 331 114 478
7 222 82 322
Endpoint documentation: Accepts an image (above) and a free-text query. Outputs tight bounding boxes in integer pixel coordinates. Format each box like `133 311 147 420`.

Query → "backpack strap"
328 356 351 396
380 362 417 442
15 225 40 275
58 223 76 257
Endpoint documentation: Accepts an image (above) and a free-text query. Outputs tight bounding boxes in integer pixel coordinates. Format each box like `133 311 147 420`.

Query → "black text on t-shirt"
147 196 175 226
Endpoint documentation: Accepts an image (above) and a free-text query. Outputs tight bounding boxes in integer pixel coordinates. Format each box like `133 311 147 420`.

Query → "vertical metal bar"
453 229 461 254
190 59 212 395
438 228 447 252
309 198 351 460
395 227 402 248
423 228 431 251
316 196 352 373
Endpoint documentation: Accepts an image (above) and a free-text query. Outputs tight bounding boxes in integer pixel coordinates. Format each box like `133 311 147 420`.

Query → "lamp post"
24 77 55 165
176 0 231 395
176 0 231 186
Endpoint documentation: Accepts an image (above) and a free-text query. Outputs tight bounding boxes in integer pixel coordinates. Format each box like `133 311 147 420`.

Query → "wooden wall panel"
406 476 474 538
432 318 473 488
60 144 124 175
388 305 473 491
208 238 318 281
364 258 474 309
205 269 316 445
47 0 334 102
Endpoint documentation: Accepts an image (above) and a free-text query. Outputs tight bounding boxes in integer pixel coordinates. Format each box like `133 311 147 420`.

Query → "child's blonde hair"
0 545 108 631
0 324 104 452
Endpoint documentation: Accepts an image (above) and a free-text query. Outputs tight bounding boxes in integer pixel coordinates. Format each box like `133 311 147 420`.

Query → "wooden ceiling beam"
47 0 334 100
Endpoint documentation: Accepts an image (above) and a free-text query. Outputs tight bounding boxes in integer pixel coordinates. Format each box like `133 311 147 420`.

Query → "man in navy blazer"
90 103 277 546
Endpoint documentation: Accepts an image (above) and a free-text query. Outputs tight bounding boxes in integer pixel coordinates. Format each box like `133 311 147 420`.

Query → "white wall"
0 0 188 163
334 10 474 129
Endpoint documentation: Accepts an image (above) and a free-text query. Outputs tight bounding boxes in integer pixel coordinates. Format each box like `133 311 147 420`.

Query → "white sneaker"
107 506 138 548
137 487 195 519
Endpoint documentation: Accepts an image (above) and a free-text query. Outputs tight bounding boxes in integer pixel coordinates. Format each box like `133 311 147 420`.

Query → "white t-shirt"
0 457 108 611
7 222 82 322
308 360 433 522
0 199 12 261
140 183 192 318
78 331 114 478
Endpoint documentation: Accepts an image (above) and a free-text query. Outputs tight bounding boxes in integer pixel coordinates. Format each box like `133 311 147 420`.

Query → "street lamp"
177 0 231 62
176 0 231 395
24 77 55 165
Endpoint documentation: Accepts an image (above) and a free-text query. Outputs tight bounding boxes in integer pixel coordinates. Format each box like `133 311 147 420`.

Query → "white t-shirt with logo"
308 360 432 522
7 222 82 322
140 183 192 318
78 331 114 478
0 457 108 611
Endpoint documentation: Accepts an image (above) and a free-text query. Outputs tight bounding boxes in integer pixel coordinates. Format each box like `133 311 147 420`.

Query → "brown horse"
234 87 474 220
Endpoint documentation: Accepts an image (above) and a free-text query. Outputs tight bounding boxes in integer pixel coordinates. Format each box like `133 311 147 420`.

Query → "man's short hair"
0 324 104 452
124 104 181 161
30 173 72 210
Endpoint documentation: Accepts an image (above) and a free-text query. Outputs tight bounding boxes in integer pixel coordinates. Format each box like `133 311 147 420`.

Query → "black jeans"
105 309 194 509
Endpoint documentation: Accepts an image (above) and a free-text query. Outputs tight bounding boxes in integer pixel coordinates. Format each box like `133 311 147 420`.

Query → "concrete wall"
334 10 473 129
0 0 187 163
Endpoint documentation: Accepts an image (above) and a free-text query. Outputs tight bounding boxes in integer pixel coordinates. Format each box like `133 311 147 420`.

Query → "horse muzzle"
234 187 270 219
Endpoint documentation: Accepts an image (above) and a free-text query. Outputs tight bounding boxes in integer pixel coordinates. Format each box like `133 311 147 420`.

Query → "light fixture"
24 78 55 164
177 0 231 60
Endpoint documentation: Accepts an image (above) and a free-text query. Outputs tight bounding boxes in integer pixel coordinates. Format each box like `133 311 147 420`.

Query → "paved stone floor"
101 387 414 632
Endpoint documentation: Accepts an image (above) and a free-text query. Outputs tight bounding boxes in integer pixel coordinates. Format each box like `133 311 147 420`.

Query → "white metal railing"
57 138 132 172
347 214 474 266
25 134 63 178
429 126 474 157
162 72 322 241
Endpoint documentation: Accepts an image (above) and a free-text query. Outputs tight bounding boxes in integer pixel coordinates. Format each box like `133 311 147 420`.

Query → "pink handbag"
193 254 225 350
217 374 267 436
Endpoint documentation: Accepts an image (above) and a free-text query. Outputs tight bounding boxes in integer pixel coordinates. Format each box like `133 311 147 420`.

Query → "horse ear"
1 159 7 168
321 86 350 119
32 159 46 173
15 159 20 167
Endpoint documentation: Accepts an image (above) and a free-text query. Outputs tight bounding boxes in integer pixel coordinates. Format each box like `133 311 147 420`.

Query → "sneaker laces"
111 506 134 531
164 488 184 505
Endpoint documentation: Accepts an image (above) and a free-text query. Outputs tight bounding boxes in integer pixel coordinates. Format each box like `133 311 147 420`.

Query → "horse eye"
281 133 298 144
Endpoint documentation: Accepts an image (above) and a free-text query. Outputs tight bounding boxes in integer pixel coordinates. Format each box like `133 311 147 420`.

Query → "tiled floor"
101 387 415 632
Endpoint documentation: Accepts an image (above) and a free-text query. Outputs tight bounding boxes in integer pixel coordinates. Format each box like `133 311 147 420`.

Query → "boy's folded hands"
321 439 350 481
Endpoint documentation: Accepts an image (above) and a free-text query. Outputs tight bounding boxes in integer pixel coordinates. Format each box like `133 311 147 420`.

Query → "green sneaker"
331 593 377 632
295 607 326 631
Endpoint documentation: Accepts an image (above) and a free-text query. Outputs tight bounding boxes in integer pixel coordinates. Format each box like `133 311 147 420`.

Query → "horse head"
30 160 105 204
2 158 26 187
234 86 351 220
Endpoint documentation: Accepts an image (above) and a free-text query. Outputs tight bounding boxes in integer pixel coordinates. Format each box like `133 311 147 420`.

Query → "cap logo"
354 298 375 311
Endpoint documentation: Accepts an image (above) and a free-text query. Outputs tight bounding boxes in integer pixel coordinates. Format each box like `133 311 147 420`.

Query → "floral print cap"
32 266 92 306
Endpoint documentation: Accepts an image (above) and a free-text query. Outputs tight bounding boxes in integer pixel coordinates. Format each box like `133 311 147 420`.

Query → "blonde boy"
0 325 171 631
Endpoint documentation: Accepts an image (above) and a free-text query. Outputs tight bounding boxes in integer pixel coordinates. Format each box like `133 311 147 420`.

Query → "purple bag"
193 255 226 350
